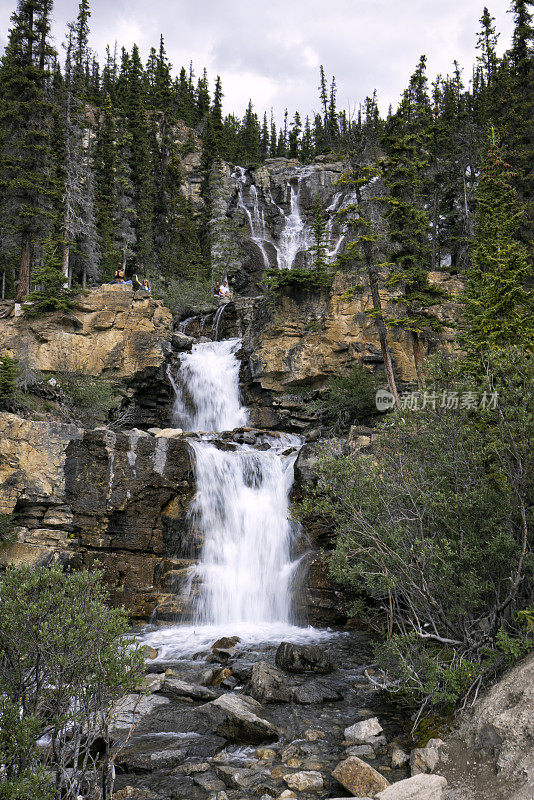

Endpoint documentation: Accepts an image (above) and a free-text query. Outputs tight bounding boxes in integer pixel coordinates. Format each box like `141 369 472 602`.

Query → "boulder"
376 774 447 800
249 661 293 703
332 756 390 796
275 641 334 674
171 331 195 351
201 693 280 743
391 746 410 768
0 285 172 379
159 675 216 701
410 739 443 776
283 771 324 791
344 717 383 743
456 650 534 785
291 678 342 704
110 693 170 737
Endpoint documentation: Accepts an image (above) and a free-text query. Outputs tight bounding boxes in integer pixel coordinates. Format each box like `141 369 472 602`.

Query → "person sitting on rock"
218 280 232 300
133 274 151 292
109 267 132 285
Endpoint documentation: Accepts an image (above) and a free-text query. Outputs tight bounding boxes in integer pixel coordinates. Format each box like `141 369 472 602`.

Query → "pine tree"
25 233 77 314
460 131 532 356
309 196 329 272
0 353 20 401
336 155 400 405
0 0 58 301
157 144 203 280
94 92 120 279
380 56 444 378
127 44 154 269
72 0 90 97
301 116 314 162
288 111 301 158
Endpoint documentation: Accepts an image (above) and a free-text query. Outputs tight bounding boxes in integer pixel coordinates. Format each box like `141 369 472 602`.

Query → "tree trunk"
62 241 70 280
15 232 31 302
1 271 5 300
367 258 400 406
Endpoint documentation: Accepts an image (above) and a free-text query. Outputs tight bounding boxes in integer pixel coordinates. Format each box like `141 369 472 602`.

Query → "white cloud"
0 0 515 121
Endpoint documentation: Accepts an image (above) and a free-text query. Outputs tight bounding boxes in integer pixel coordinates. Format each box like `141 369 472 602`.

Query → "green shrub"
0 514 16 543
264 266 334 292
0 564 144 799
306 365 378 430
300 348 533 716
0 353 19 403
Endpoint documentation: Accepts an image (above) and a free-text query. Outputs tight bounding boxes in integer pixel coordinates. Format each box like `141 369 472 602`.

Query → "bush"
300 348 533 716
306 365 379 430
0 564 144 799
149 275 214 316
0 353 19 404
264 265 334 292
0 514 16 543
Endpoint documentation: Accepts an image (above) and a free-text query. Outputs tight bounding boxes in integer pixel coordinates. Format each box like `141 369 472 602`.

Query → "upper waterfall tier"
170 338 247 432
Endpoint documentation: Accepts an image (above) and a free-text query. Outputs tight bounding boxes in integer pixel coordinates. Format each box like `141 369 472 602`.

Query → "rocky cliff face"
0 284 175 428
0 415 197 620
0 285 173 378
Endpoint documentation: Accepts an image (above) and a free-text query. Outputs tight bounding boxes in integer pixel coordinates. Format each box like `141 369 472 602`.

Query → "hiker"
218 280 232 300
133 274 151 292
108 267 132 285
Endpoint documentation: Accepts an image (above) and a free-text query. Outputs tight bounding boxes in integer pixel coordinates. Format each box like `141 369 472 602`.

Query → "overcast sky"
0 0 514 121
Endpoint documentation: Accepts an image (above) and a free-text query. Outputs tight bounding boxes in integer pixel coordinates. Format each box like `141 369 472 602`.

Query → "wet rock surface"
113 630 412 800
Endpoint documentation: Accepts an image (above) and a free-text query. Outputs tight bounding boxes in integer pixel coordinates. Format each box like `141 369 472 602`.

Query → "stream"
119 333 409 799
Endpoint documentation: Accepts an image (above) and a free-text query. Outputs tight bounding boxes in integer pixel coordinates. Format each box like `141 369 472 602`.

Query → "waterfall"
188 435 302 626
277 184 312 270
171 338 247 432
234 169 270 268
142 335 334 657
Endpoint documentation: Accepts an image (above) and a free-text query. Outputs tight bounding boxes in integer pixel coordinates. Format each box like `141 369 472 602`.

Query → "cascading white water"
234 169 270 268
140 336 335 657
277 184 312 270
171 338 247 432
188 434 302 625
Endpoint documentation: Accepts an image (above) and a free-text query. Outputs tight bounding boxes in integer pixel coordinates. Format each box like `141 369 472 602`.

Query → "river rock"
344 716 383 743
304 729 326 741
376 773 447 799
283 771 324 791
291 678 342 704
159 675 217 701
154 428 183 438
193 771 227 792
110 693 170 737
346 744 376 758
332 756 390 796
201 693 280 743
215 765 263 789
410 739 444 775
275 641 334 674
249 661 293 703
391 746 410 768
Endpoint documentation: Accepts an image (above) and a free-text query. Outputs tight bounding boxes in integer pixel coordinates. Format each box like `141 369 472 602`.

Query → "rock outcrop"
0 285 173 379
452 652 534 795
244 271 461 397
0 414 196 619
